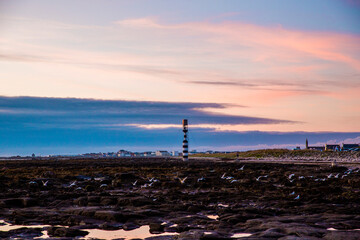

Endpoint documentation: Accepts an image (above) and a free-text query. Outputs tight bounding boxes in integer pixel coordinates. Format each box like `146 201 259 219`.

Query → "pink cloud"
116 18 360 71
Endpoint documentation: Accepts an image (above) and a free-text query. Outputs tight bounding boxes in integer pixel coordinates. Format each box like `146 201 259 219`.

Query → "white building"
143 152 155 157
117 150 132 157
171 151 179 156
156 151 170 157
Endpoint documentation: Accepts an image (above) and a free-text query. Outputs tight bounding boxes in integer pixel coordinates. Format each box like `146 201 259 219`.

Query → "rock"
200 232 230 239
47 227 88 237
282 226 326 238
74 197 88 206
85 185 95 192
257 228 286 238
122 222 139 230
100 222 123 230
0 227 43 239
117 173 137 182
94 210 123 221
149 223 165 233
279 236 322 240
177 230 205 240
324 231 360 240
3 198 38 208
187 205 201 213
100 197 117 206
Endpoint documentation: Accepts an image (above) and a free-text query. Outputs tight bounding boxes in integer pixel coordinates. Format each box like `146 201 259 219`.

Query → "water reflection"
206 215 219 220
231 232 252 238
83 225 177 239
0 220 178 240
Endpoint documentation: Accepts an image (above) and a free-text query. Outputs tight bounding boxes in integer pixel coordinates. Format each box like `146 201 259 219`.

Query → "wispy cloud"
0 15 359 133
116 17 360 70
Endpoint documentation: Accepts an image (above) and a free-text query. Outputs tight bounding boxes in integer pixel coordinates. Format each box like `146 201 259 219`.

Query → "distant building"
117 150 132 157
82 152 103 158
156 151 170 157
325 144 340 151
308 146 325 151
342 144 360 151
306 139 325 151
143 151 155 157
171 151 179 156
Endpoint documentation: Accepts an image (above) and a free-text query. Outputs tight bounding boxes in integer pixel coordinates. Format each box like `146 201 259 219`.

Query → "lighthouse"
182 119 189 161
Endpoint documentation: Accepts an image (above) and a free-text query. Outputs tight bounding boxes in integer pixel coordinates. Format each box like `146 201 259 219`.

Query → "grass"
192 149 360 159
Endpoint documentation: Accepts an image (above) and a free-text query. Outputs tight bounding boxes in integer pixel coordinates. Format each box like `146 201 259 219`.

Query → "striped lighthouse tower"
182 119 189 161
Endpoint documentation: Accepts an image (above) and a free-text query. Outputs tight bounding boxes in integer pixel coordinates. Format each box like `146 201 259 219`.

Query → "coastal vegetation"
194 149 360 160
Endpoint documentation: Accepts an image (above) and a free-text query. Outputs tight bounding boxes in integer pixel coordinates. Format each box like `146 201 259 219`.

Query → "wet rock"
278 236 322 240
87 196 101 206
187 205 201 213
3 198 38 208
324 231 360 240
100 196 117 206
122 222 139 230
256 228 286 238
177 230 205 240
94 210 123 221
145 236 176 240
117 173 137 182
74 197 88 206
41 171 55 177
76 175 92 181
85 185 95 192
140 209 163 217
149 223 165 233
282 226 326 238
0 227 43 239
99 222 123 230
4 198 24 208
47 227 88 237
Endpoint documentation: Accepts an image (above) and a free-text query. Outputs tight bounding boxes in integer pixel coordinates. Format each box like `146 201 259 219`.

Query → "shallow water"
0 220 178 240
0 220 51 239
206 215 219 220
0 220 51 231
231 232 252 238
83 225 177 239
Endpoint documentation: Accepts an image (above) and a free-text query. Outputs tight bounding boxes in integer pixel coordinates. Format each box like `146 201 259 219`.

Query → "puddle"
326 228 360 232
206 215 219 220
0 220 178 240
231 232 252 238
0 220 51 232
83 225 177 240
217 203 229 208
327 228 337 231
0 220 51 239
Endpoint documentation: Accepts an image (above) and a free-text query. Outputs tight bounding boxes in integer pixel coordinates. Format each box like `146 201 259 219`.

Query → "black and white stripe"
182 119 189 161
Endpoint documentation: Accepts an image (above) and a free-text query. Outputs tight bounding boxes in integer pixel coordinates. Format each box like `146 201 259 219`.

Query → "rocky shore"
1 158 360 239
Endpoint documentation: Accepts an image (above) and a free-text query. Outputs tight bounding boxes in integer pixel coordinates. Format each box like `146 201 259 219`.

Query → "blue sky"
0 1 359 155
0 96 359 156
2 0 360 32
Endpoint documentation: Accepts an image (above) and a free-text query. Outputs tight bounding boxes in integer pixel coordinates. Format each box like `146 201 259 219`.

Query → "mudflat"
1 157 360 239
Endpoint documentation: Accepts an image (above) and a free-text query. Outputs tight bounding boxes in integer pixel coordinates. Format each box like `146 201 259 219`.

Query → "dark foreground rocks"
0 158 360 239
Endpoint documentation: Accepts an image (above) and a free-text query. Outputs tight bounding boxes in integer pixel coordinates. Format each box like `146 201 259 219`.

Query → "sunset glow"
0 0 359 155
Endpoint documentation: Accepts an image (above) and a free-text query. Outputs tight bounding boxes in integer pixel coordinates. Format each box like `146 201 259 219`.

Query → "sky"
0 0 360 155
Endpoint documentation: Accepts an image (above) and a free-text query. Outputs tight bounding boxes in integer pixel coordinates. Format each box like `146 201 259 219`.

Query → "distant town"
35 149 216 159
299 139 360 152
2 138 359 159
